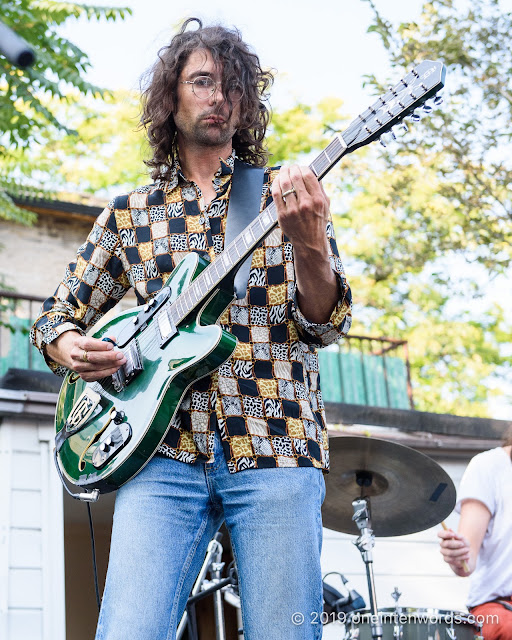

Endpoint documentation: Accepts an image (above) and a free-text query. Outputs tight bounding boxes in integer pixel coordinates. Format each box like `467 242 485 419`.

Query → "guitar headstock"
342 60 446 152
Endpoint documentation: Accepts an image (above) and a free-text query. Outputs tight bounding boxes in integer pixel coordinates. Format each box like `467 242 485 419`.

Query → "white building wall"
0 418 65 640
321 458 470 639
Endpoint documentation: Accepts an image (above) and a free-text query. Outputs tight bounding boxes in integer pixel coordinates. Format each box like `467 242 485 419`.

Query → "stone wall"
0 211 137 304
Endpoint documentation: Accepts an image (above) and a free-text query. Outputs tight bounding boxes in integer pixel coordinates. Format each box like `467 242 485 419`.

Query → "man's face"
173 48 240 151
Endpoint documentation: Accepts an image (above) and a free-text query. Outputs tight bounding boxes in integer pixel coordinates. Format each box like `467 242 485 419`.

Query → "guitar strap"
224 159 265 299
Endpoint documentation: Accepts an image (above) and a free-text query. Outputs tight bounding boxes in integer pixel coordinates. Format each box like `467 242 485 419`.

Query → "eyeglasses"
180 76 244 102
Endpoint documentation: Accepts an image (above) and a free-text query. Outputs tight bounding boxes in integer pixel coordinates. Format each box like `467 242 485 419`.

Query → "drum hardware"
390 588 402 606
344 608 481 640
390 588 403 640
392 616 402 640
202 553 227 640
177 532 239 640
352 497 383 640
323 572 366 618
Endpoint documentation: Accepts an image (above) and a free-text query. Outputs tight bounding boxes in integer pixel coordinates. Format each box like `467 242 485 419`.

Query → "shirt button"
199 217 205 224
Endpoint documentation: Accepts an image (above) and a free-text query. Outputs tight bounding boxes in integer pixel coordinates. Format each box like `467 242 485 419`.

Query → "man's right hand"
437 528 472 576
45 331 127 382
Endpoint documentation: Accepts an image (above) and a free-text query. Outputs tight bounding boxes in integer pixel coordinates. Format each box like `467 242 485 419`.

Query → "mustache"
200 103 234 120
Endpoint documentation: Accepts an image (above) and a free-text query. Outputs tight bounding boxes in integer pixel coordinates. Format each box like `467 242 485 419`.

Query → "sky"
59 0 425 115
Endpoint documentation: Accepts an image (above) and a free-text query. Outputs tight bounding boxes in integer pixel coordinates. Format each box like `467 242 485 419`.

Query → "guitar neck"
169 134 349 322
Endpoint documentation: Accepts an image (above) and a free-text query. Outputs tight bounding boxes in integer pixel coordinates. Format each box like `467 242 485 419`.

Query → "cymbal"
322 436 456 536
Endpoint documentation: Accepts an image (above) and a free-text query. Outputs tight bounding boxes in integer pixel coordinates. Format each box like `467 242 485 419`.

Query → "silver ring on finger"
282 186 296 204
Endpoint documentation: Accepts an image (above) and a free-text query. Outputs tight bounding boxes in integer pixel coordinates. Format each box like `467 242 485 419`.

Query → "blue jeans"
95 430 326 640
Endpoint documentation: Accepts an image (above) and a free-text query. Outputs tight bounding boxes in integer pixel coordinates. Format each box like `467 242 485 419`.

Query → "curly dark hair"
140 17 274 180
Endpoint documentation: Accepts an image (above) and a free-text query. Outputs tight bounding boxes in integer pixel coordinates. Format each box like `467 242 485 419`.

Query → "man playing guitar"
32 18 352 639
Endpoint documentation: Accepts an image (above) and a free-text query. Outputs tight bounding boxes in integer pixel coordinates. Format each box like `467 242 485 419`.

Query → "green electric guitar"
54 60 446 498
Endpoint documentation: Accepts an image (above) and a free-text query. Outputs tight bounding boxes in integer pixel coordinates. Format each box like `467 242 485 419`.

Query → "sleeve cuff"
291 273 352 347
33 322 85 377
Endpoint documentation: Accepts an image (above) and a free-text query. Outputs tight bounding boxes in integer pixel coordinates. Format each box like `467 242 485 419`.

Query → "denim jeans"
95 430 325 640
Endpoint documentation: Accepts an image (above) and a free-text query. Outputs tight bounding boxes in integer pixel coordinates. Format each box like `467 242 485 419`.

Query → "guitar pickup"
156 307 177 348
91 423 132 469
112 339 143 392
116 287 171 348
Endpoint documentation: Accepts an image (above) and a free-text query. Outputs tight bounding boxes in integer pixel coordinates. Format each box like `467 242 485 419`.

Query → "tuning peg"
422 102 433 114
389 127 397 140
433 94 443 106
379 131 395 146
411 111 422 122
393 123 407 138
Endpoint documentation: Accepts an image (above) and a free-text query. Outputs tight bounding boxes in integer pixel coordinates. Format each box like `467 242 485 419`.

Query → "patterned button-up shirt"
31 153 352 473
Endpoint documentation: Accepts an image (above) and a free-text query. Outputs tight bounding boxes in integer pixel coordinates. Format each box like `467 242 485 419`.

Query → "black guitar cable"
53 448 102 611
86 502 102 612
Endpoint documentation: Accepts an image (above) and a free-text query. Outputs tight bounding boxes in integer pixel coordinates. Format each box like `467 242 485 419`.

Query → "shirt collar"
162 150 236 192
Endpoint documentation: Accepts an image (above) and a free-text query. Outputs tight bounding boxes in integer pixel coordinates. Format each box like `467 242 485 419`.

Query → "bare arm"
271 165 340 323
46 331 126 382
438 499 491 577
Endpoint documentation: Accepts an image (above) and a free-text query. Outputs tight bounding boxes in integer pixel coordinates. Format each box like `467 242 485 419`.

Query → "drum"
344 607 482 640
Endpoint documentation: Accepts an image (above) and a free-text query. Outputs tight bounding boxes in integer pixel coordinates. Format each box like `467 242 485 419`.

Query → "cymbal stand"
177 533 234 640
352 497 382 640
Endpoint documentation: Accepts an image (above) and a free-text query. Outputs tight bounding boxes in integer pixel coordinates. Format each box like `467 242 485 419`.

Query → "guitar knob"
112 410 125 425
100 442 109 452
105 437 113 447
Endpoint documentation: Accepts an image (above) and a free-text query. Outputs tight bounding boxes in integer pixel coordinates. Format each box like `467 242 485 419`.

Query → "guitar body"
55 252 237 493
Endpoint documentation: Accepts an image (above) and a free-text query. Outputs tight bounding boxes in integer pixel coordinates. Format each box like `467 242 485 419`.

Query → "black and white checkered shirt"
31 153 352 473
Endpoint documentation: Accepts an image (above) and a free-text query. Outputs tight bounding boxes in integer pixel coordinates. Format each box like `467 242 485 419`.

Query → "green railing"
0 292 414 410
318 335 414 409
0 291 48 376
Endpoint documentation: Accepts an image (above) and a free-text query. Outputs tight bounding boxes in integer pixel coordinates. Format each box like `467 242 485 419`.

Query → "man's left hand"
271 165 331 256
271 165 339 324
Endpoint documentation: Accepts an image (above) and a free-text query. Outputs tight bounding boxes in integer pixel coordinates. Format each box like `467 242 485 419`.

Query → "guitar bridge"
112 339 143 392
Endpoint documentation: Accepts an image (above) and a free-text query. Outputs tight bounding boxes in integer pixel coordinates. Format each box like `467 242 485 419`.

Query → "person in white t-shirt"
438 429 512 640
